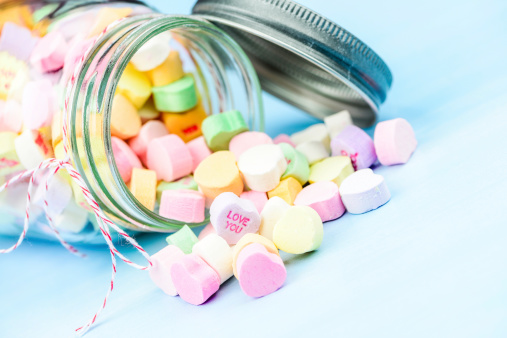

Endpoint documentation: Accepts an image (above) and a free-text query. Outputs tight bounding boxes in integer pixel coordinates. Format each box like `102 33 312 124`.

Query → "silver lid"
192 0 393 127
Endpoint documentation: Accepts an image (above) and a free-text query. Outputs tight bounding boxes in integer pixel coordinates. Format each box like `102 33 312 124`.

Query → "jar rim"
67 14 263 232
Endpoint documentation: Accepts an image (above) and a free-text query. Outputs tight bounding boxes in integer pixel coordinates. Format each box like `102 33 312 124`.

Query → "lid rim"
192 0 393 125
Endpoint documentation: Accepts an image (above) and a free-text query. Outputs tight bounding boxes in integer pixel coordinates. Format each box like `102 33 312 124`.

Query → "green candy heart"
279 143 310 185
166 225 199 254
201 110 249 151
152 75 198 113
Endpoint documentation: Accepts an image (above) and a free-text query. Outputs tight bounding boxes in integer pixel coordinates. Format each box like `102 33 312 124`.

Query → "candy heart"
330 125 377 170
116 63 151 109
324 110 353 138
258 196 290 241
194 151 243 201
111 93 142 140
0 22 39 61
273 205 323 254
240 190 268 214
149 245 185 296
232 233 280 278
165 224 199 254
229 131 273 160
130 32 171 71
146 50 184 87
210 192 261 245
128 120 168 165
0 100 23 132
267 177 302 205
192 233 233 284
162 101 208 143
374 118 417 166
152 75 198 113
296 141 329 165
237 243 286 298
30 30 68 73
111 136 142 183
294 181 345 222
14 128 53 170
237 144 287 192
146 134 193 182
278 143 310 185
273 134 295 147
186 136 212 172
290 123 330 153
160 189 205 223
170 253 221 305
201 110 248 151
308 156 354 187
339 169 390 214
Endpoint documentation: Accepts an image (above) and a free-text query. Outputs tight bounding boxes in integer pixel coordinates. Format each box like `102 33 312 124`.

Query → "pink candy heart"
30 31 68 73
210 192 261 245
170 253 220 305
237 243 286 297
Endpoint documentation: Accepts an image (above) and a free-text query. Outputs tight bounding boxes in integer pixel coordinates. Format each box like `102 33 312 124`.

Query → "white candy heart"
295 141 329 165
339 169 391 214
290 123 331 153
131 32 172 71
237 144 287 192
324 110 353 138
258 196 290 241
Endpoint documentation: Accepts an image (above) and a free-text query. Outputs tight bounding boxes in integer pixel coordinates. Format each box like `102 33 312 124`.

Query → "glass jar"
0 0 263 244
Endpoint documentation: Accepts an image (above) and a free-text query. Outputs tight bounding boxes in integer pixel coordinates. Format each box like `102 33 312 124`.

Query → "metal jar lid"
192 0 393 127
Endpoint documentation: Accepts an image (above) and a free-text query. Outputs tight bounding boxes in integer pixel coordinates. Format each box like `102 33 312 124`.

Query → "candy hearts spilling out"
237 243 287 298
171 253 221 305
210 192 261 245
237 144 287 192
273 205 323 254
339 169 390 214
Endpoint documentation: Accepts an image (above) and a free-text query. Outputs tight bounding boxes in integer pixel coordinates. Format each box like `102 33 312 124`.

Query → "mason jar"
0 0 392 244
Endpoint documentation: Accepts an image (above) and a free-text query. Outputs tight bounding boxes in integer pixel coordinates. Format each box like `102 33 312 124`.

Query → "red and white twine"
0 18 152 336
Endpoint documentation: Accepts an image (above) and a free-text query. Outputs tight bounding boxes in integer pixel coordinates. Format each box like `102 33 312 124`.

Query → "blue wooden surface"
1 0 507 337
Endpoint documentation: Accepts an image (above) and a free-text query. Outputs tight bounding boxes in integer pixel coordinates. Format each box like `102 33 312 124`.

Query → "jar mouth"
68 14 263 232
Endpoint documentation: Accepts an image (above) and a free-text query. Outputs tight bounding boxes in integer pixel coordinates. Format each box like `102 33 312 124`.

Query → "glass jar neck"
65 14 263 232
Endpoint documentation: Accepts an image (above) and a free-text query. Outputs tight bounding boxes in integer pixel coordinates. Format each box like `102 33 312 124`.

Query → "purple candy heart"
330 125 377 170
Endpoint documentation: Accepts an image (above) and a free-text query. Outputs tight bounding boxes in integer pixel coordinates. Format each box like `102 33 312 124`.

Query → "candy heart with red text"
209 192 261 245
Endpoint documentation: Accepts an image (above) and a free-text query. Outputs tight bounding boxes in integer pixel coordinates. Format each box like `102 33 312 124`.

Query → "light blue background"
1 0 507 337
